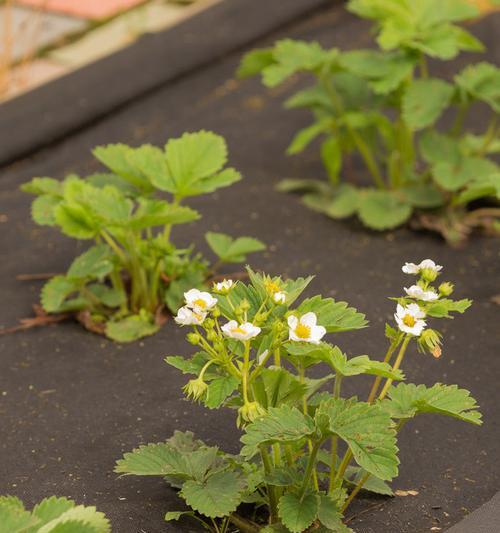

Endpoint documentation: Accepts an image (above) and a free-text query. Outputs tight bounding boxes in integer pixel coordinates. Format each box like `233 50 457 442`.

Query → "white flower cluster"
175 288 218 326
396 259 442 336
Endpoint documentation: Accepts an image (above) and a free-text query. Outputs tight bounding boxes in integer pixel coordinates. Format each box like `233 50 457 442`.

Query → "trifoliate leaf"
237 48 275 78
204 376 239 409
384 383 482 425
433 157 498 192
240 406 315 458
358 190 412 230
130 198 199 229
32 195 61 226
67 245 113 280
278 493 319 533
115 443 190 477
205 232 265 263
105 314 159 342
455 62 500 113
456 173 500 205
318 398 399 480
21 177 63 196
402 79 454 130
0 496 38 533
285 85 333 111
31 496 75 529
39 521 103 533
297 296 367 333
86 172 139 196
87 284 125 308
182 167 242 196
419 130 461 166
426 298 472 318
165 352 211 376
317 494 349 531
38 505 110 533
93 144 153 193
84 185 132 225
41 276 79 313
180 471 244 518
126 144 174 193
401 184 444 209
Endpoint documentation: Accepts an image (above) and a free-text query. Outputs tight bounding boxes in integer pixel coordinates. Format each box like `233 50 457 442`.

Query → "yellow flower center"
232 326 247 335
265 281 280 294
403 314 416 327
194 298 207 309
295 323 311 339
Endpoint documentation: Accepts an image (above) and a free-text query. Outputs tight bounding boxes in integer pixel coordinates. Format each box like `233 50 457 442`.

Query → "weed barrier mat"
0 1 499 532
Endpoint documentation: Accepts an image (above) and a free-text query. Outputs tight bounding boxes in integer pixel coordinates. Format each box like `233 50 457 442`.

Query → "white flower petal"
287 315 298 329
300 312 318 327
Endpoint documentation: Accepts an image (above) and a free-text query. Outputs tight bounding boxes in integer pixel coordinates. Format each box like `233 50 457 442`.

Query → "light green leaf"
319 398 399 480
287 119 331 155
321 137 342 184
0 496 38 533
54 204 98 240
205 376 239 409
205 232 265 263
21 177 63 196
84 185 132 225
126 144 174 193
278 493 319 533
180 471 244 519
105 314 159 342
165 352 211 377
86 173 139 196
425 298 472 318
241 406 315 458
164 511 195 523
455 62 500 113
130 198 199 229
317 494 349 531
358 190 412 230
297 296 367 333
32 195 61 226
419 130 461 166
401 184 443 209
31 496 75 529
433 157 498 191
402 79 454 130
237 48 275 78
38 505 110 533
384 383 482 425
67 245 113 280
115 443 189 477
87 284 125 308
252 367 307 409
456 173 500 205
41 276 79 313
345 466 393 496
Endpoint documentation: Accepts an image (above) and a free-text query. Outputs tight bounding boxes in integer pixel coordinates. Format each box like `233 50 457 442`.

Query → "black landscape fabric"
0 1 499 532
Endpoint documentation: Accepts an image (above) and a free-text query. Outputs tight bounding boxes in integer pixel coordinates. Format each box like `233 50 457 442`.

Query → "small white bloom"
402 259 443 275
288 312 326 344
273 291 286 304
184 288 217 312
213 279 234 293
175 306 207 326
404 285 438 301
395 303 426 336
222 320 261 341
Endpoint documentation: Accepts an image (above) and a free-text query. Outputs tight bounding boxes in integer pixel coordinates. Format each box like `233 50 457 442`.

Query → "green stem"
260 447 279 523
478 115 498 157
299 440 321 500
333 448 352 486
378 335 411 400
451 103 468 137
367 334 403 403
242 341 251 404
273 347 281 367
419 55 428 78
328 374 342 492
163 196 181 244
228 515 259 533
110 270 128 313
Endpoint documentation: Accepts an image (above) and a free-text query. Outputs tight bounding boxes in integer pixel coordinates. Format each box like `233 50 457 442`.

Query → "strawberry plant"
22 131 265 342
116 261 481 532
0 495 110 532
238 0 500 245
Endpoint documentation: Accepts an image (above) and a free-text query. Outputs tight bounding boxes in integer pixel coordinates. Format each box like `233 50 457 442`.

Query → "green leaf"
21 177 63 196
345 466 393 496
419 130 461 166
93 144 153 193
278 493 319 533
287 119 331 155
126 144 174 193
305 185 359 220
252 367 308 409
84 185 132 225
455 62 500 113
41 276 79 313
54 204 98 240
321 137 342 184
180 471 244 519
130 198 199 229
426 298 472 318
31 496 75 528
358 190 412 230
297 296 367 333
164 269 206 313
86 172 139 196
402 79 454 130
319 398 399 480
237 48 275 78
105 314 159 342
164 511 195 523
0 496 38 533
67 245 113 280
165 352 211 376
241 406 315 458
115 443 189 477
384 383 482 425
38 505 110 533
456 173 500 205
204 376 239 409
87 284 125 308
433 157 498 191
401 184 444 209
32 195 61 226
262 40 330 87
205 232 265 263
317 494 349 531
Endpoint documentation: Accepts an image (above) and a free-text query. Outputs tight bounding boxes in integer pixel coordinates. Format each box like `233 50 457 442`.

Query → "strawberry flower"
404 285 438 301
222 320 261 341
402 259 443 275
213 279 234 293
288 312 326 344
395 303 426 336
184 288 217 312
175 306 207 326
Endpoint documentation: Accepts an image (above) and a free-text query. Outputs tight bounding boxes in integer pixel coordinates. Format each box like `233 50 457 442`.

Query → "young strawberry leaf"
278 492 319 533
105 314 159 343
358 190 412 230
67 245 113 280
31 195 61 226
205 232 266 263
204 376 239 409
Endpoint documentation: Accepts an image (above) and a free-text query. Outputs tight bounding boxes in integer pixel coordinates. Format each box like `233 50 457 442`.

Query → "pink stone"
16 0 146 20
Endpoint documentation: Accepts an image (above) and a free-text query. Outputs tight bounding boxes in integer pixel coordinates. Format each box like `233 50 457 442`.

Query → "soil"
0 2 499 533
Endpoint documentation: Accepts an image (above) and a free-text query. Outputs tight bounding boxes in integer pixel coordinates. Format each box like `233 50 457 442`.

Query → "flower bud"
421 267 438 283
237 401 266 427
183 377 208 402
438 282 454 297
203 318 215 330
240 299 251 312
187 332 201 345
418 328 442 358
212 307 221 318
206 330 217 342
